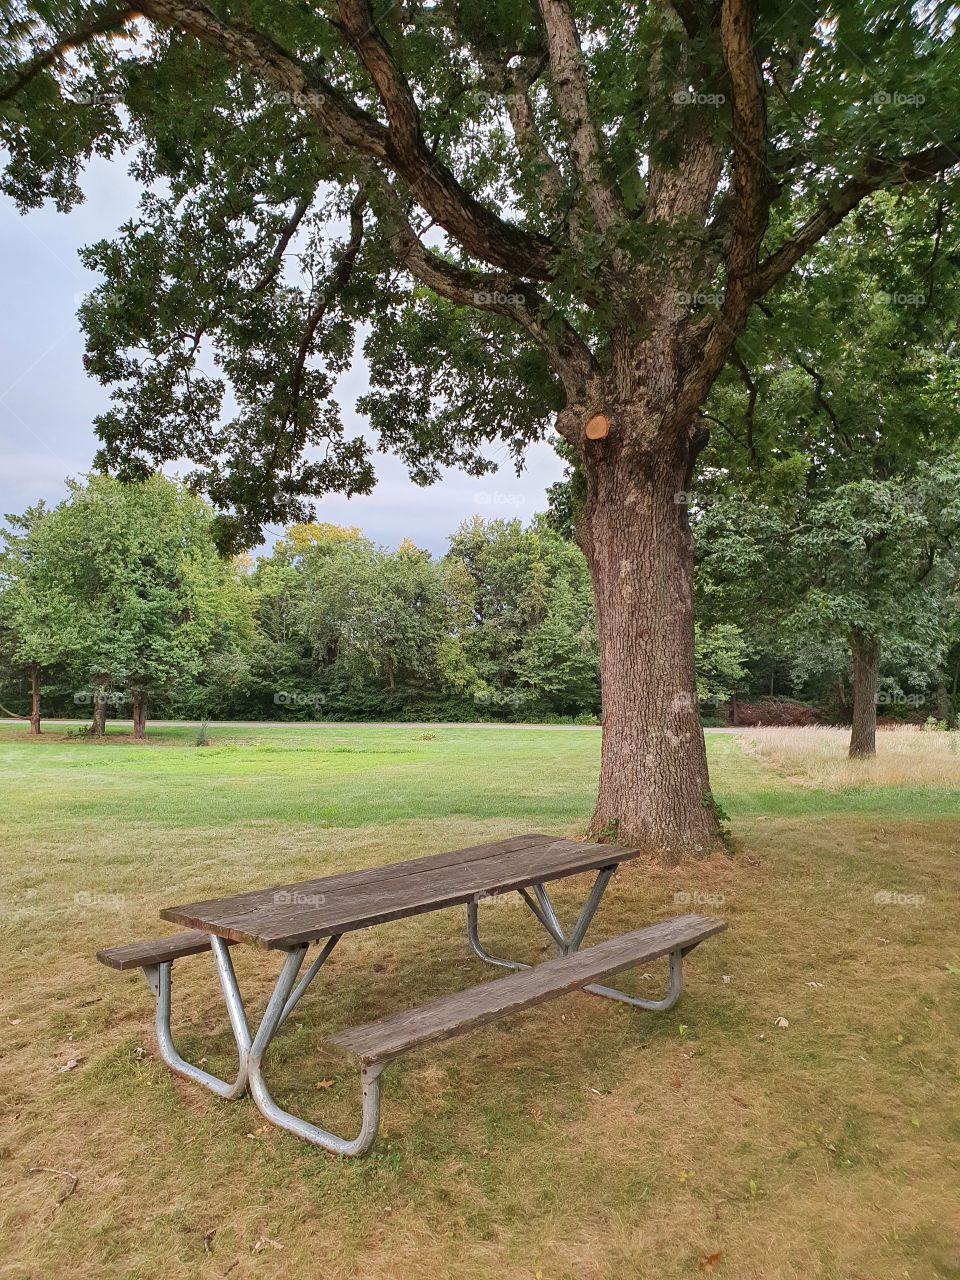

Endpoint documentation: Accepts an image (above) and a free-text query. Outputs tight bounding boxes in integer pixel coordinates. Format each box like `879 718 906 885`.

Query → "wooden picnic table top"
160 833 641 950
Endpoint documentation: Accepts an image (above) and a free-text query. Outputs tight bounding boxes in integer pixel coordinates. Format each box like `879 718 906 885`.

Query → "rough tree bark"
577 424 719 857
28 662 41 736
90 688 108 737
131 688 147 740
849 632 879 759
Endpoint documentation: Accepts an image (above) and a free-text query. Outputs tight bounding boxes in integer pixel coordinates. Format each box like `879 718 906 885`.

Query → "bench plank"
328 914 726 1065
96 930 230 971
160 834 643 949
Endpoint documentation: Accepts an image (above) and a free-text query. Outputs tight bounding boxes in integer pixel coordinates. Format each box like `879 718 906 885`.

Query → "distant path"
3 717 741 733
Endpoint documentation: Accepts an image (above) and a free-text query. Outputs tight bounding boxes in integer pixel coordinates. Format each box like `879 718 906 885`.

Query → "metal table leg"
138 932 342 1103
466 866 686 1011
141 943 252 1100
215 942 385 1157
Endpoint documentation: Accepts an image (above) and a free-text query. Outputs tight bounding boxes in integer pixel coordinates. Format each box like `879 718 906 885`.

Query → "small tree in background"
0 504 84 733
3 475 252 739
696 465 960 757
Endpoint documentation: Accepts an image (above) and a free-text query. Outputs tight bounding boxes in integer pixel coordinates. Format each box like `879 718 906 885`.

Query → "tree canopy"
2 2 958 545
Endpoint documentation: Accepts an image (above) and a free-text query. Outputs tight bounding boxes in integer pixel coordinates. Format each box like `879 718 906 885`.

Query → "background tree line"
2 469 958 741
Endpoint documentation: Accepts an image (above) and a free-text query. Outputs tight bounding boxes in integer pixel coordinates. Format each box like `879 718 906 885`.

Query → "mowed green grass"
1 722 958 1280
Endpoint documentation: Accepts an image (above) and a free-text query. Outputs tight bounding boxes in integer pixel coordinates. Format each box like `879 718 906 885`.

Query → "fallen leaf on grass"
314 1079 334 1090
699 1250 723 1270
57 1058 83 1073
774 1016 789 1029
805 981 824 989
253 1236 283 1253
730 1095 748 1108
672 1072 682 1089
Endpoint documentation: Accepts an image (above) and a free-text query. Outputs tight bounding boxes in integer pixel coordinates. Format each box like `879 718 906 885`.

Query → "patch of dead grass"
739 724 960 789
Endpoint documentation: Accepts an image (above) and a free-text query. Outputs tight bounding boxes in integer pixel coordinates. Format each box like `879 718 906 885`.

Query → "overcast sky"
0 156 566 556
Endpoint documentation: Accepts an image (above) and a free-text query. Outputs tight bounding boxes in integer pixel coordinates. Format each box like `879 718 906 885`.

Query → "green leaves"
0 475 254 713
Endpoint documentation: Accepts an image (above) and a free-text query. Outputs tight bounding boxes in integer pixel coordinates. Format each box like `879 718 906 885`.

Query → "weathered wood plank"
96 930 231 971
160 833 551 935
328 914 727 1064
160 834 642 949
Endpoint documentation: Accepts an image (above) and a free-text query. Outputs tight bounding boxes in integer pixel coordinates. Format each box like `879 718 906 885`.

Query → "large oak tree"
2 0 959 855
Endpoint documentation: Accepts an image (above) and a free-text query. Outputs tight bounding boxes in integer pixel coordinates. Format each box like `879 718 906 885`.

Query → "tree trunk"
131 689 147 740
28 663 41 736
934 678 951 727
91 688 108 737
849 633 879 759
577 433 721 861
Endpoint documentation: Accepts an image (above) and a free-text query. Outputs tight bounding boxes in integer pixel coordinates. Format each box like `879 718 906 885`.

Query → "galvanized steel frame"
133 865 683 1156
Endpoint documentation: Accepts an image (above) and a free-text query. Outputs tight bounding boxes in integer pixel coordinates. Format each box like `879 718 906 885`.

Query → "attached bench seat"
96 930 231 971
95 910 726 1155
329 913 725 1066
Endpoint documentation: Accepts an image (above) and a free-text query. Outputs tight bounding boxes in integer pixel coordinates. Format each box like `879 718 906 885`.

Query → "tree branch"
671 0 769 427
375 180 597 392
536 0 623 231
0 6 138 103
135 0 554 280
757 140 960 296
252 190 316 293
335 0 556 277
476 50 569 214
266 193 367 478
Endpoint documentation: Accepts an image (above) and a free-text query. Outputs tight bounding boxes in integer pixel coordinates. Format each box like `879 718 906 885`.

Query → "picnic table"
97 834 725 1156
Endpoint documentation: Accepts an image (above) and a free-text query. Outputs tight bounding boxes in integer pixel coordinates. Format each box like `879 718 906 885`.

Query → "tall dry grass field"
739 724 960 790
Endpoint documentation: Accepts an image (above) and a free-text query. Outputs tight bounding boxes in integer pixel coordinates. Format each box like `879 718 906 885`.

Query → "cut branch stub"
585 413 610 440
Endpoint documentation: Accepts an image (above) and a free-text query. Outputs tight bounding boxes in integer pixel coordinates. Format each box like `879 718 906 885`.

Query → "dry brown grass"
1 725 958 1280
739 724 960 790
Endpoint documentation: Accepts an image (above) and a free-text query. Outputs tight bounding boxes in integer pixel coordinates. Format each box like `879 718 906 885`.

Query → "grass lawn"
1 722 958 1280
